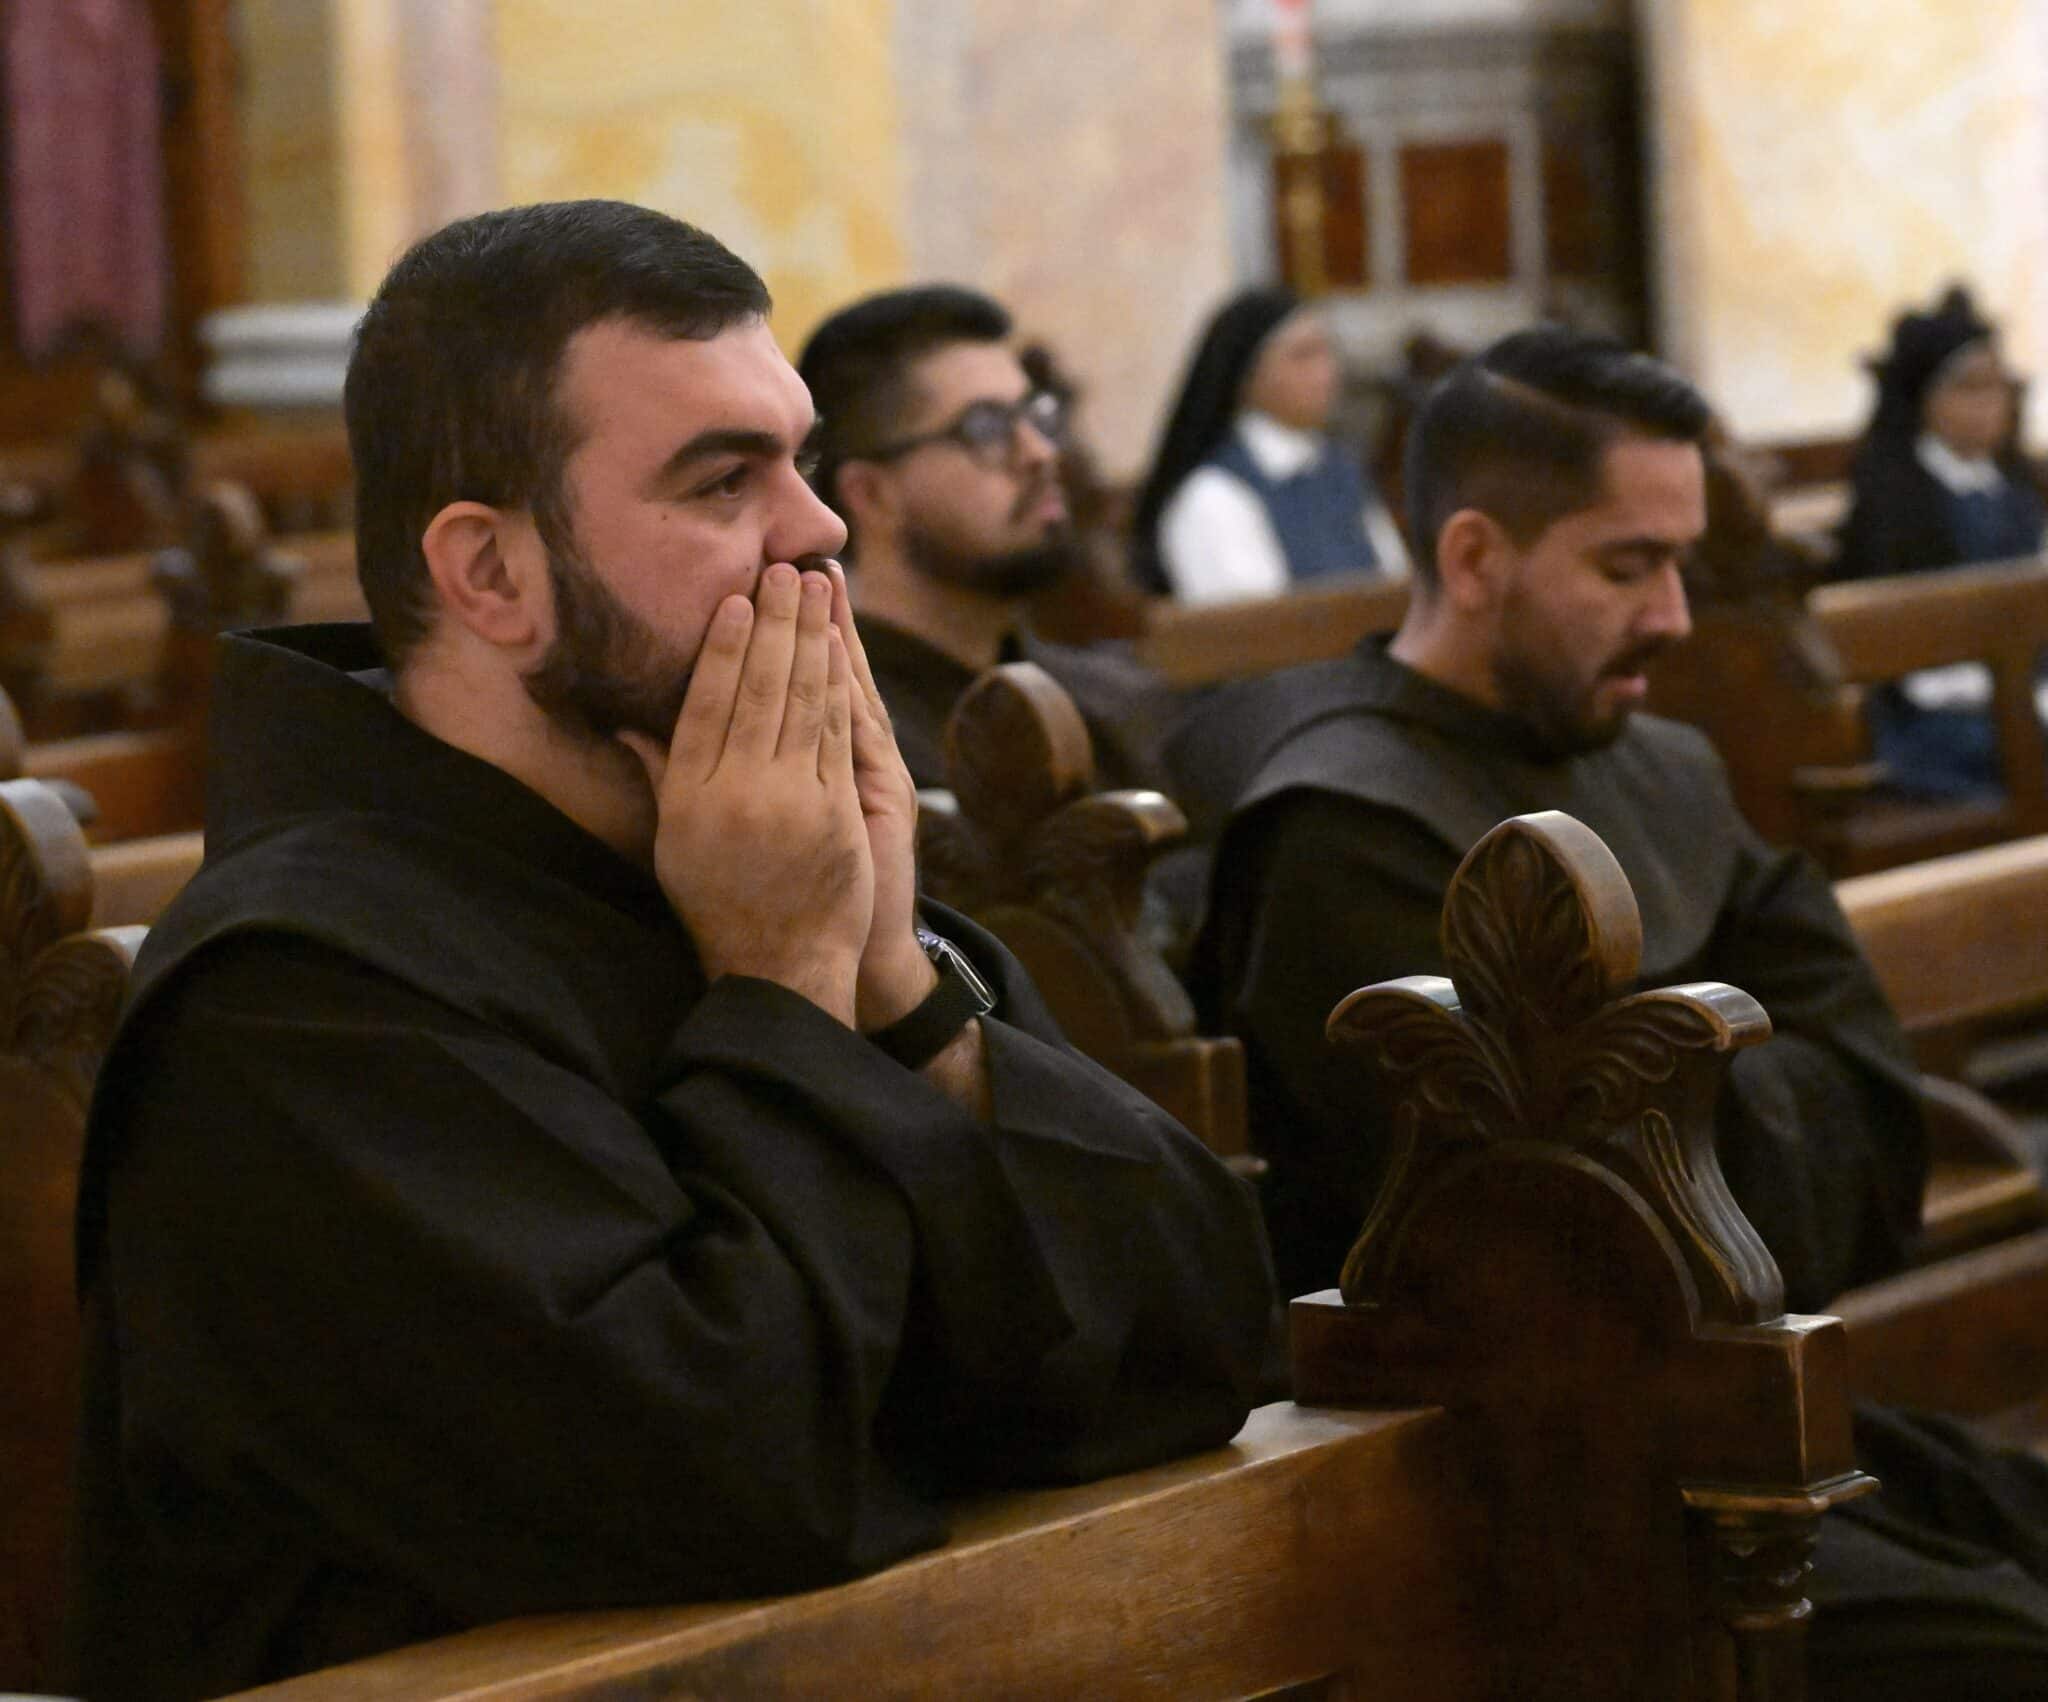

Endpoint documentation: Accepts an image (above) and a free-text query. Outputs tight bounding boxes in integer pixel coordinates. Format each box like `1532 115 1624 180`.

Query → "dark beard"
1493 640 1672 760
521 541 692 744
900 516 1077 598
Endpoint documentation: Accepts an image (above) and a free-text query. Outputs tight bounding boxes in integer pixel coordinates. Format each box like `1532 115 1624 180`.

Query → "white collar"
1236 411 1322 479
1916 432 2006 496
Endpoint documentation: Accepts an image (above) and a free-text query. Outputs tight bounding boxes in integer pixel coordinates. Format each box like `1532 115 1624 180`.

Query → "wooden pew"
0 780 143 1688
0 482 359 740
1833 839 2048 1264
925 662 2034 1275
1838 833 2048 1077
1837 1227 2048 1433
918 662 1249 1167
190 421 355 535
1645 592 2026 876
1751 432 1854 571
0 487 364 841
3 783 1870 1699
1643 596 1879 852
1804 554 2048 874
88 828 204 927
1134 573 1410 687
0 376 352 554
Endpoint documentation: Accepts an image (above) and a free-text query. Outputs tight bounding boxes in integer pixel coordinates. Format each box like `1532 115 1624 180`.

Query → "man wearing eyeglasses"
798 286 1182 794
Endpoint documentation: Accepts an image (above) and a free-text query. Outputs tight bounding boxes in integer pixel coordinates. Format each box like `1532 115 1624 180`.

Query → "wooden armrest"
1790 761 1891 797
1911 1074 2047 1264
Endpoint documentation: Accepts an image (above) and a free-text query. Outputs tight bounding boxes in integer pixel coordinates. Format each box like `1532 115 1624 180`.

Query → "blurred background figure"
1836 287 2048 801
1130 287 1407 604
1837 284 2043 584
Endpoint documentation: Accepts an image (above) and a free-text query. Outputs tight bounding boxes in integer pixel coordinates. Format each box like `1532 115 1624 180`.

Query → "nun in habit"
1835 286 2048 801
1131 288 1408 604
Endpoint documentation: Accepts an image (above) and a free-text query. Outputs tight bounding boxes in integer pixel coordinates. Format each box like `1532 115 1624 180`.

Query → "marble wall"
895 0 1236 473
1646 0 2048 442
492 0 909 363
228 0 1231 469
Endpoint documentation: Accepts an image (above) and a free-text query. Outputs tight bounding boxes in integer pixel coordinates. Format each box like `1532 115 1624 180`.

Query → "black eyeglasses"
855 390 1068 468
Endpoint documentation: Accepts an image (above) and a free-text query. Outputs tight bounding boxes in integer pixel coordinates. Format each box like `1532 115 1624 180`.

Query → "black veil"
1129 287 1299 594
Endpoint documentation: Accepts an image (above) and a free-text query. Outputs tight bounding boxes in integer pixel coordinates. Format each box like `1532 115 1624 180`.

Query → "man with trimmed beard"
1176 326 1928 1311
1176 325 2048 1701
69 203 1278 1701
797 286 1180 793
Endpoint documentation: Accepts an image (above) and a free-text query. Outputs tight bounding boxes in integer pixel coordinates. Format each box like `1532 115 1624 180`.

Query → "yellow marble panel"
493 0 908 353
334 0 415 299
236 0 347 301
1653 0 2048 440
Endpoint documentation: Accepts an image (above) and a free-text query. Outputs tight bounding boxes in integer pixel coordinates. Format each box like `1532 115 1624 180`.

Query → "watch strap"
869 932 995 1070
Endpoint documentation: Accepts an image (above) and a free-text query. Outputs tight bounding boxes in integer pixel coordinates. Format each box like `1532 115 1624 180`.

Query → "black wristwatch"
869 927 997 1070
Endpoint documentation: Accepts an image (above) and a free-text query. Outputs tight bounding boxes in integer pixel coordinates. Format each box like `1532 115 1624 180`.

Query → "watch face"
921 927 997 1012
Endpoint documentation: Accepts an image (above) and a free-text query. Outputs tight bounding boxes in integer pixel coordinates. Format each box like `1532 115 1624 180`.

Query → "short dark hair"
796 285 1011 537
344 200 771 664
1404 326 1712 585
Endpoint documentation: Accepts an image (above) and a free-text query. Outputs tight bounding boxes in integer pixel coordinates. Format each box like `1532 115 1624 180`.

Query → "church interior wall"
895 0 1236 476
19 1 2048 463
217 0 1233 475
1645 0 2048 445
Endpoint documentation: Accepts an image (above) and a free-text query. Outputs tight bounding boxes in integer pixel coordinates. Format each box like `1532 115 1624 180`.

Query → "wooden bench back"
0 483 359 737
1644 597 1868 849
1838 832 2048 1050
0 780 142 1689
0 383 352 554
1809 555 2048 853
917 662 1249 1162
1133 574 1410 687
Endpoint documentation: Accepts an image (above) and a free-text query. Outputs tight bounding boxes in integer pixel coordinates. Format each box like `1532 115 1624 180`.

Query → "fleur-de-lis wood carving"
917 661 1248 1162
1293 810 1876 1701
1329 808 1784 1323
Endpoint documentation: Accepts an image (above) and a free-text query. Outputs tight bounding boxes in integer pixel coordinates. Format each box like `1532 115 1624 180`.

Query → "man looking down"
1176 325 2048 1701
70 201 1277 1700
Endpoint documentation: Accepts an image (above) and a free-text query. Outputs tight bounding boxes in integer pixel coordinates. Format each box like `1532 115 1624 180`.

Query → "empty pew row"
9 527 358 703
0 407 353 552
1134 573 1410 686
3 776 1879 1699
1 484 360 734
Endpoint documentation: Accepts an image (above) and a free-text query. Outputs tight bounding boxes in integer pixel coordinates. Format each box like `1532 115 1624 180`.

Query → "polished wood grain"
919 661 1251 1163
0 779 142 1691
1303 809 1874 1699
1135 574 1410 687
1809 555 2048 865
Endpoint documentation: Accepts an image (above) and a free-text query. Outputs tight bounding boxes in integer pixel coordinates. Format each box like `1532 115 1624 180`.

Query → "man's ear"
832 460 894 540
419 501 548 653
1433 508 1513 614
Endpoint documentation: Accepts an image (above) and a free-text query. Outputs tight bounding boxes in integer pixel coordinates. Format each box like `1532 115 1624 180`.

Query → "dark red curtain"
4 0 169 361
